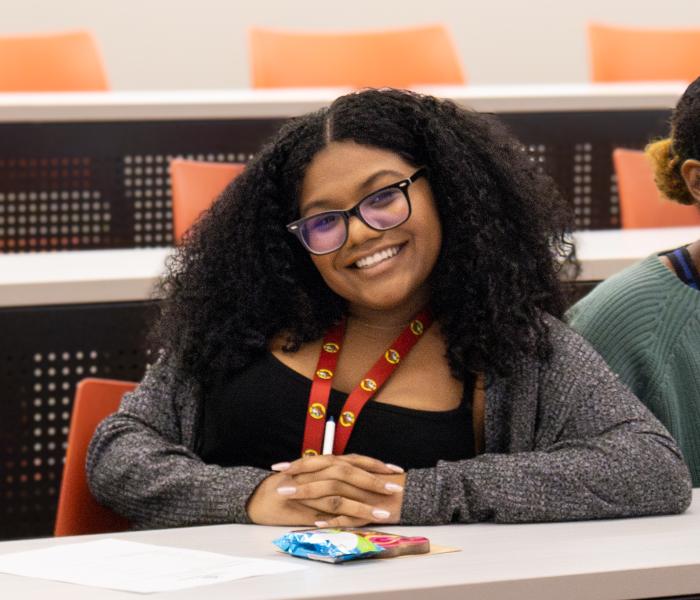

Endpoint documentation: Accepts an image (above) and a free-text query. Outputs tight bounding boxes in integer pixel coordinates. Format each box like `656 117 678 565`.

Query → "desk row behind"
1 226 699 308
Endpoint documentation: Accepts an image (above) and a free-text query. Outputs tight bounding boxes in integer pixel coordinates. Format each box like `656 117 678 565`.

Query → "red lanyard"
301 308 433 457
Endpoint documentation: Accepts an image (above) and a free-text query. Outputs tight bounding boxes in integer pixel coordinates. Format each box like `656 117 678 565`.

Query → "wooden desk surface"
0 488 698 599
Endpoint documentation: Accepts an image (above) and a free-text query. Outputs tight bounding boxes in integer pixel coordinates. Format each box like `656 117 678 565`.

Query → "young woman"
570 77 700 486
87 89 691 529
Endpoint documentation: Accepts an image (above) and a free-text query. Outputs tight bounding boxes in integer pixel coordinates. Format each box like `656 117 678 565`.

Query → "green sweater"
569 254 700 486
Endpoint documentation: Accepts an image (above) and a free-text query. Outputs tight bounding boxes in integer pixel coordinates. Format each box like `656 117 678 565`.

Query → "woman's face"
298 141 442 312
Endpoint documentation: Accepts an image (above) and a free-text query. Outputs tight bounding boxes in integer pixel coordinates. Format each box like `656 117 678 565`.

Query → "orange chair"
588 23 700 83
170 159 246 243
613 148 700 228
54 378 136 536
249 24 465 89
0 30 109 92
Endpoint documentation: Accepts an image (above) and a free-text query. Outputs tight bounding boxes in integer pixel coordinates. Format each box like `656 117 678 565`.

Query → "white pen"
322 417 335 455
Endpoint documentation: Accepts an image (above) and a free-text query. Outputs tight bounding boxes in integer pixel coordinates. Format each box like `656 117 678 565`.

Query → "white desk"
1 227 699 308
574 226 700 281
0 82 686 122
1 488 698 600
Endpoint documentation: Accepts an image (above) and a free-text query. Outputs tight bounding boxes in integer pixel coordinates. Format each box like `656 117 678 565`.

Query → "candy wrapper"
273 528 384 563
273 528 430 564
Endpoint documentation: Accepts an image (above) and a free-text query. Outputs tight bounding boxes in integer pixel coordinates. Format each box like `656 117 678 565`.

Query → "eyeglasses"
286 168 427 255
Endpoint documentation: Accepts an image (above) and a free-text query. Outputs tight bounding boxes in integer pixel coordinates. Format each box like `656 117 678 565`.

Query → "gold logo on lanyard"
339 411 356 427
360 378 377 392
409 319 424 336
385 349 400 364
316 368 333 380
308 402 326 419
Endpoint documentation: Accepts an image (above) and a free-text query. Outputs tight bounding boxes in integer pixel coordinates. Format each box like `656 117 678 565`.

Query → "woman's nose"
345 214 382 249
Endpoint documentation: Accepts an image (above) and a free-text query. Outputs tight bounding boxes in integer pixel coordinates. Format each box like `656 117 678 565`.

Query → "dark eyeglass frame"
286 167 427 255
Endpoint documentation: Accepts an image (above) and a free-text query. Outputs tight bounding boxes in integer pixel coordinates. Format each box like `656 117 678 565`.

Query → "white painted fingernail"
276 486 296 496
385 463 404 473
315 521 329 528
372 509 391 520
385 482 403 492
271 462 291 471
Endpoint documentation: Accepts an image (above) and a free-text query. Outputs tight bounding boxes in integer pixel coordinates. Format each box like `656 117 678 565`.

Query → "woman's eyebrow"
358 169 406 192
302 169 407 215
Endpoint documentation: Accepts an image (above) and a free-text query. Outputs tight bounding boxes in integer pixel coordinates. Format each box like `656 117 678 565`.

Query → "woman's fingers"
295 468 403 496
276 480 399 524
278 478 391 504
318 463 400 495
272 457 402 496
336 454 404 474
272 453 403 476
297 495 395 524
314 515 371 528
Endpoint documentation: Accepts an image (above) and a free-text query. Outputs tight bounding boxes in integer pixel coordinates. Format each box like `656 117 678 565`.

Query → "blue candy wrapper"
273 528 385 563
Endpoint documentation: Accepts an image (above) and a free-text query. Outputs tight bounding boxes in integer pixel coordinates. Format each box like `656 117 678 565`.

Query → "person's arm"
86 357 270 529
400 321 692 525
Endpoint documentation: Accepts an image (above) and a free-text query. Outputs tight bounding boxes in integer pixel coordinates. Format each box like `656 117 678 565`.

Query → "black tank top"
199 353 475 470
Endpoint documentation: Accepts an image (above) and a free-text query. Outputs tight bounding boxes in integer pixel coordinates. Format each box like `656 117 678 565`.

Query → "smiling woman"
86 89 692 530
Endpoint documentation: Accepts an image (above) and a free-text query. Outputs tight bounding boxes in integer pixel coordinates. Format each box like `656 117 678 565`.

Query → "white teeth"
355 245 401 269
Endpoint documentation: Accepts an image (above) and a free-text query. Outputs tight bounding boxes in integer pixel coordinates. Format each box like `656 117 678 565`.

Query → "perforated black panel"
0 301 158 540
0 119 284 252
0 157 109 251
498 109 670 230
0 110 672 252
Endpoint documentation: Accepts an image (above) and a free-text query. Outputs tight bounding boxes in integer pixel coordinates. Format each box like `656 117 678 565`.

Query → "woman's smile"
350 242 406 271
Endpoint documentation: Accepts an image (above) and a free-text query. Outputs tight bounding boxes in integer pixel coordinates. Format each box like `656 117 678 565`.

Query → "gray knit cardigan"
86 316 692 528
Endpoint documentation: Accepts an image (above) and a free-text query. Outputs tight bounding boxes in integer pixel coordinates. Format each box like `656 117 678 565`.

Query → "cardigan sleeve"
86 357 270 529
400 319 692 525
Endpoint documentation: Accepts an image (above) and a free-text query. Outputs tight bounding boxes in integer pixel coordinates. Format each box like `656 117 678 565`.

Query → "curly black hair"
672 76 700 164
647 76 700 205
155 88 575 389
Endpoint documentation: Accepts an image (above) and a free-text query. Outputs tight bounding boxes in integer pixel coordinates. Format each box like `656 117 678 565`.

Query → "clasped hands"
246 453 406 527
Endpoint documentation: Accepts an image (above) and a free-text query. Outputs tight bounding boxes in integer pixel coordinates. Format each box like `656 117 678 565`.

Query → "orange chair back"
589 23 700 83
613 148 700 228
0 30 109 92
54 378 136 536
170 159 246 243
249 24 465 89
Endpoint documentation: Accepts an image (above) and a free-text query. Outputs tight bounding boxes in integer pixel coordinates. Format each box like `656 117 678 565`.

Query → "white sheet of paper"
0 538 305 594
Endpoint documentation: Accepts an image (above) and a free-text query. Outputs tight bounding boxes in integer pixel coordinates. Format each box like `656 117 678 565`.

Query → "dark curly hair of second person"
646 75 700 206
155 88 576 390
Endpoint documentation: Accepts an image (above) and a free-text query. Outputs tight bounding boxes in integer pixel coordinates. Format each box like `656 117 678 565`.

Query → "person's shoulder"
127 352 201 410
574 255 666 311
490 315 617 414
567 255 667 334
502 314 609 382
542 313 603 365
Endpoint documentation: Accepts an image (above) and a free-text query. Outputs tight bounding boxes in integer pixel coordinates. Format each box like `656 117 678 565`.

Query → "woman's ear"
680 159 700 204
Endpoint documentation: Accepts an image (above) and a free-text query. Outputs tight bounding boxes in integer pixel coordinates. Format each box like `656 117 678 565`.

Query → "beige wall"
2 0 700 89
